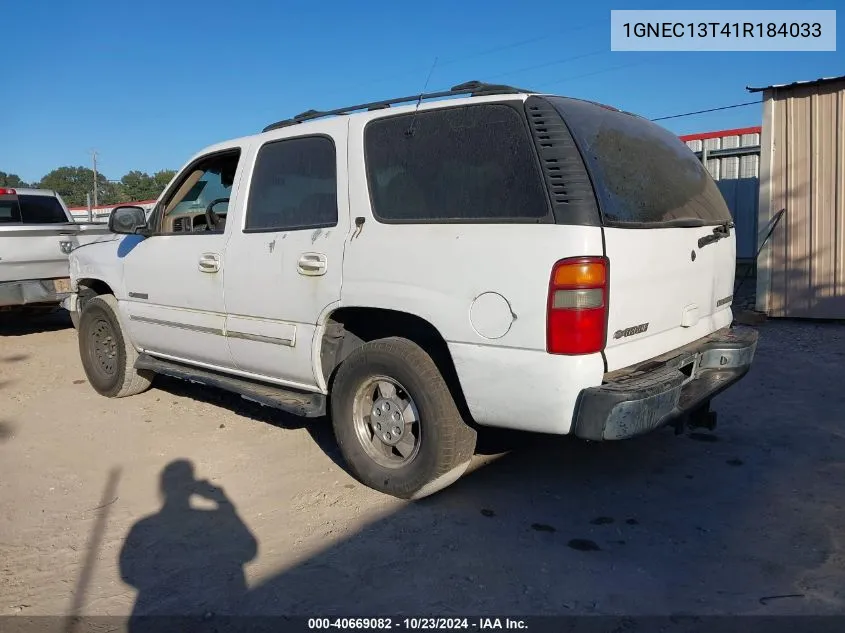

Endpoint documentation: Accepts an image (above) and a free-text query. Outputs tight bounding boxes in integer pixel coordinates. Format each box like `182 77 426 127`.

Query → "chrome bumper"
572 326 759 441
0 278 72 308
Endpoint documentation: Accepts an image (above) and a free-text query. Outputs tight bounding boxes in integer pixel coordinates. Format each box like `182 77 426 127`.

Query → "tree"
119 170 156 202
152 170 176 196
117 169 175 202
38 166 120 207
0 171 30 188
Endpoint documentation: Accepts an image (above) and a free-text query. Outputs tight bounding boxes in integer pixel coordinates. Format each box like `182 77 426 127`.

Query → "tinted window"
549 97 731 226
0 197 21 223
245 136 337 232
365 104 550 222
0 195 67 223
19 195 68 223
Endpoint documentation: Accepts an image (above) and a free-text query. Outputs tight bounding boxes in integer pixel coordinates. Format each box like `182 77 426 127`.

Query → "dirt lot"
1 312 845 618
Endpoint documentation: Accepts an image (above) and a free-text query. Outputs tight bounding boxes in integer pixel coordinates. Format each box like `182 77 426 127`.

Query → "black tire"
330 337 477 499
78 294 152 398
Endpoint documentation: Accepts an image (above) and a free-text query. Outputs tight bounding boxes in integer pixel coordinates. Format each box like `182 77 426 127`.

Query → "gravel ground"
1 311 844 619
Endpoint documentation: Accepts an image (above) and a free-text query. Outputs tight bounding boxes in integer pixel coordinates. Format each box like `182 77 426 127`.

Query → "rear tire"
330 337 477 499
78 294 152 398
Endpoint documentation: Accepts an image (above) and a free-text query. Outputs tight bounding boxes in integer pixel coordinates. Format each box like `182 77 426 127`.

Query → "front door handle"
198 253 221 273
297 252 327 276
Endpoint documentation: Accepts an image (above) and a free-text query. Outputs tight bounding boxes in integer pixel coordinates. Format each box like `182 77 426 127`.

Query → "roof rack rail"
261 80 534 132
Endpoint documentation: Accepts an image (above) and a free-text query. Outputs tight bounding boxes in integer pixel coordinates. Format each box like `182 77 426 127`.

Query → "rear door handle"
198 253 221 273
297 252 327 276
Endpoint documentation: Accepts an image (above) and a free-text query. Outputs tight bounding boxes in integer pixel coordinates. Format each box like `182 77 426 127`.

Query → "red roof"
679 127 761 142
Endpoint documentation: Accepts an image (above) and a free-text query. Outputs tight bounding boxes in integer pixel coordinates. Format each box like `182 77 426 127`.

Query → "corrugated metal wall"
757 79 845 318
684 132 760 260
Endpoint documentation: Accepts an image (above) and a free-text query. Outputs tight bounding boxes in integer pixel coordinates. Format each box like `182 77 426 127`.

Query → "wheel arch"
76 278 115 297
74 278 116 314
316 306 473 423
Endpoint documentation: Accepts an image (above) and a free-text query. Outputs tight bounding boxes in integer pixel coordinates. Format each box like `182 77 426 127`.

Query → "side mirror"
109 206 148 235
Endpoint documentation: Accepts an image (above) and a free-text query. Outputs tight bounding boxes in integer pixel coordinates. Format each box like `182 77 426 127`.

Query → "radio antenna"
406 56 438 137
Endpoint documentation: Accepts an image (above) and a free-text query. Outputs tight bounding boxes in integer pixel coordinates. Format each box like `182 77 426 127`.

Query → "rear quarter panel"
341 115 607 432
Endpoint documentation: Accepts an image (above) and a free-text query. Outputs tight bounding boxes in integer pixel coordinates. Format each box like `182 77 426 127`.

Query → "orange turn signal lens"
552 260 606 287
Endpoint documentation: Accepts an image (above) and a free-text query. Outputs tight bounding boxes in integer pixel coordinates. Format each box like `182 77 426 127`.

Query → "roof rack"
262 80 534 132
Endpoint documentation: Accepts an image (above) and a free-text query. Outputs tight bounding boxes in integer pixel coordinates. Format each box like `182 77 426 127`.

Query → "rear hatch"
547 97 736 371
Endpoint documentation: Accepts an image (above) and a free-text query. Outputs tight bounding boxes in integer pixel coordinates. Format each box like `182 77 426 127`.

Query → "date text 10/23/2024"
307 618 528 630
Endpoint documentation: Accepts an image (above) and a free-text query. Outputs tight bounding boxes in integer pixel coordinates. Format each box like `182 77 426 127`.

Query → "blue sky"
3 0 842 183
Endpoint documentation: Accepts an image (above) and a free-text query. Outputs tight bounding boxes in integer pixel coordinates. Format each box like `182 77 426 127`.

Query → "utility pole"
90 150 99 208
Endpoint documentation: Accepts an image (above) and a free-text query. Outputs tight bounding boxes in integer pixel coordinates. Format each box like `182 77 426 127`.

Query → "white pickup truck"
68 81 758 498
0 187 111 314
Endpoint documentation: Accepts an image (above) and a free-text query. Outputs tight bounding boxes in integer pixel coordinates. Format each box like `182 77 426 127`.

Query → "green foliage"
118 169 176 202
38 166 121 207
4 166 177 207
0 171 30 188
152 170 177 195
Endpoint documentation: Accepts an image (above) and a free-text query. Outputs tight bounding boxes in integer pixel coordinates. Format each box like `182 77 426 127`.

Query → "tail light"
0 188 16 195
546 256 609 355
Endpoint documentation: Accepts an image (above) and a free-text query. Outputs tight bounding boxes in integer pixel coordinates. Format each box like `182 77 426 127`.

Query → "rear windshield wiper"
698 220 735 248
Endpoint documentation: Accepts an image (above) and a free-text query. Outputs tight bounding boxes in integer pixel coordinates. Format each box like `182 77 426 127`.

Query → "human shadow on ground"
119 459 258 632
112 321 845 624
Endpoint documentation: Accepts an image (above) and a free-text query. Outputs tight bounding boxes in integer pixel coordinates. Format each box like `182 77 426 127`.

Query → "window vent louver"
524 96 601 226
173 217 190 232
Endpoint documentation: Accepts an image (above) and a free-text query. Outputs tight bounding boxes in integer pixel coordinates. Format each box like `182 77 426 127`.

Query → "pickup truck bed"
0 188 112 307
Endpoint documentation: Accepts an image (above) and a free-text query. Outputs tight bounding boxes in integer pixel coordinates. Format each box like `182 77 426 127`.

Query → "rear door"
548 97 736 371
223 121 349 390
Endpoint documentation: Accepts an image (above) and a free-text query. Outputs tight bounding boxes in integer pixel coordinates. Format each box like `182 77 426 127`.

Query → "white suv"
68 81 758 498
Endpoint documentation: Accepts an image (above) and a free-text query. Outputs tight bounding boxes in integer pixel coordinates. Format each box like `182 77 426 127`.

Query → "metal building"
750 75 845 319
681 127 761 261
68 199 157 223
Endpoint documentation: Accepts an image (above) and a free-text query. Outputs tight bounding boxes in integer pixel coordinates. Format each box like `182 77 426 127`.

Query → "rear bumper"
572 326 758 441
0 278 71 307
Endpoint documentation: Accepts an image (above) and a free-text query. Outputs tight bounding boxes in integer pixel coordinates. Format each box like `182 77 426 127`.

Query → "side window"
19 195 68 223
154 150 241 234
245 136 338 232
0 196 22 223
364 104 550 223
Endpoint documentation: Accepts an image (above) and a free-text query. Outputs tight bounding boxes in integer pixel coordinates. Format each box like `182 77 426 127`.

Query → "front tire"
330 337 477 499
78 294 152 398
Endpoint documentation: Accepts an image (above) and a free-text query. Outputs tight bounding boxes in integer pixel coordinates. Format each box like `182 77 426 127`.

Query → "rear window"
364 103 550 223
548 97 732 226
0 197 22 223
0 194 68 224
